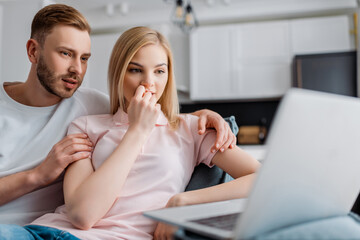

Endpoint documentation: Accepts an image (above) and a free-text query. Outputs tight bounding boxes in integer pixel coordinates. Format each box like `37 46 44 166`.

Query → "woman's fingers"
134 85 146 100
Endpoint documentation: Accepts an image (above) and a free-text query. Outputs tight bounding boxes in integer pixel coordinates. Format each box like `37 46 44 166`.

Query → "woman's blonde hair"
108 26 180 129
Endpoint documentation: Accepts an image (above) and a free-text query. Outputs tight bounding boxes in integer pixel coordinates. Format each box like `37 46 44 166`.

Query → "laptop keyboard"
190 213 240 231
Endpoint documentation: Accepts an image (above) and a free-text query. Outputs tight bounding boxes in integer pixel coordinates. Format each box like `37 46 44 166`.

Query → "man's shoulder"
70 113 114 135
74 112 113 123
74 87 109 101
71 87 110 115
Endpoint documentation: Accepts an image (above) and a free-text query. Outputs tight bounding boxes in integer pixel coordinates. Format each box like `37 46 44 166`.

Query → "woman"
3 27 260 240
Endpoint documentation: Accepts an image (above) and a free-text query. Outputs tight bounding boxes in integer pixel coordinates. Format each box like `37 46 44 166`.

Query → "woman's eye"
156 69 165 74
129 68 142 73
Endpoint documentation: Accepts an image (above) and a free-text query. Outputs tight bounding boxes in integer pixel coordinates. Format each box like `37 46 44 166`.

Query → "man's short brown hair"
31 4 91 46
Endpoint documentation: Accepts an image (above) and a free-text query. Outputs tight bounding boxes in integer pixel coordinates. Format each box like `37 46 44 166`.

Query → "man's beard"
37 55 82 98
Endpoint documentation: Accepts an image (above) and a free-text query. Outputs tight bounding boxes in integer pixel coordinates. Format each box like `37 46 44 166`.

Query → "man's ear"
26 39 40 64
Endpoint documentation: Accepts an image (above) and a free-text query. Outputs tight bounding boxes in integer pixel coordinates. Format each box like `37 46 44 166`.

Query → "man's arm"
0 169 43 206
190 109 237 152
0 133 92 206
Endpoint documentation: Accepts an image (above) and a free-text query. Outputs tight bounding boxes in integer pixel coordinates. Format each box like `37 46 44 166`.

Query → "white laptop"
144 88 360 239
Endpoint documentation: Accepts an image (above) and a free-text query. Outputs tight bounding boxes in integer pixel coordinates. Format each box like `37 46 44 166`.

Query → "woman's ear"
26 39 40 64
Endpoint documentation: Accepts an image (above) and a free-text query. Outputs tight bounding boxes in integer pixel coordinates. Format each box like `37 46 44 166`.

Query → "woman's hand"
127 85 161 134
192 109 237 153
153 194 187 240
153 223 178 240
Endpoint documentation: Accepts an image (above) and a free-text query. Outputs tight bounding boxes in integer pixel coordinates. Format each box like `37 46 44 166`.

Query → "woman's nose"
141 73 154 88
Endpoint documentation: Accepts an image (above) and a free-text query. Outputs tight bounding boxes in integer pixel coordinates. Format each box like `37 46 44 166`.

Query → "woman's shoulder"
178 113 198 122
177 114 199 132
68 114 115 140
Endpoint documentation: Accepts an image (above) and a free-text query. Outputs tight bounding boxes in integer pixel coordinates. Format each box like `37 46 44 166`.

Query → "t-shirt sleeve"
186 114 218 167
67 116 87 136
86 89 110 115
77 88 110 116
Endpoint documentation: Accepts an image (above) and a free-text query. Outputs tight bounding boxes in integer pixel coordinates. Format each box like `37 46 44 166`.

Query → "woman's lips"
143 89 155 96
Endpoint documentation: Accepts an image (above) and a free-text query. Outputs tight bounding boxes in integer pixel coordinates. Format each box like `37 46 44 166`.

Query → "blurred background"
0 0 358 148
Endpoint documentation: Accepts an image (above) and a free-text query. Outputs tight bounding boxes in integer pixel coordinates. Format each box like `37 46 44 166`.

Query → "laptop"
144 88 360 239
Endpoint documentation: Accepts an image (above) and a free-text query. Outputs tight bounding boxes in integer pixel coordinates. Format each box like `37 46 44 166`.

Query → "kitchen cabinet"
189 15 352 100
291 15 351 54
190 25 234 99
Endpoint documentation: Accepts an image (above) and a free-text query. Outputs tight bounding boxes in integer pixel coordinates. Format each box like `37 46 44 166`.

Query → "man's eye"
62 51 70 57
81 57 89 62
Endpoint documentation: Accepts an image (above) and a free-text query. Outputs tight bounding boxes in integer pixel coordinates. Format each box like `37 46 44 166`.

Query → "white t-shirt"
0 82 110 225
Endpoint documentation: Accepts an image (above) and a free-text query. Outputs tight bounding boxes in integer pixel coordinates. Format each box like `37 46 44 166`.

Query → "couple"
0 4 259 239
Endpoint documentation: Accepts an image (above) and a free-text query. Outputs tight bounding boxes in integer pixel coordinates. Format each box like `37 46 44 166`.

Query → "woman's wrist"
127 125 152 141
167 193 192 208
128 119 156 135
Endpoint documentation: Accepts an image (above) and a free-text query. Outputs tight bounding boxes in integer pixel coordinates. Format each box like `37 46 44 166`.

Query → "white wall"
0 1 41 83
84 33 119 94
0 5 3 79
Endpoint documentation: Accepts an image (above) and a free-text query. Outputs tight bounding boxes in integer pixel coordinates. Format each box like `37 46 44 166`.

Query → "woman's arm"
64 126 149 230
64 86 160 230
166 146 260 207
154 146 260 239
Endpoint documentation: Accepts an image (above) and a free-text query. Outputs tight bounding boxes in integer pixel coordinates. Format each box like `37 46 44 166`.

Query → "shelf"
238 144 267 162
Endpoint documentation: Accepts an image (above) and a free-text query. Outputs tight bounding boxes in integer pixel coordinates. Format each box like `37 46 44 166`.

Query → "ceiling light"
119 2 129 15
175 0 184 18
168 0 198 33
106 3 115 17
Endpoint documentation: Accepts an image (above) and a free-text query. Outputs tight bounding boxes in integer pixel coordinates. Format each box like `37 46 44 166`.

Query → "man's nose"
69 58 83 76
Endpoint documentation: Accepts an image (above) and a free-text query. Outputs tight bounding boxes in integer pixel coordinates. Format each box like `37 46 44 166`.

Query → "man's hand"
192 109 237 153
32 133 93 186
0 133 93 206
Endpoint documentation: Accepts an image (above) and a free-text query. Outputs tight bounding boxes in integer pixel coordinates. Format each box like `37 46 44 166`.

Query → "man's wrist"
27 167 45 189
190 109 206 117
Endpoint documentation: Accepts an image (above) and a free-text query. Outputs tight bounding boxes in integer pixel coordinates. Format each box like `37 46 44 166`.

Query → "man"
0 4 236 225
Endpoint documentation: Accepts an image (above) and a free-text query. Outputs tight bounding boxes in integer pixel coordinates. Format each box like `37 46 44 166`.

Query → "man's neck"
4 80 62 107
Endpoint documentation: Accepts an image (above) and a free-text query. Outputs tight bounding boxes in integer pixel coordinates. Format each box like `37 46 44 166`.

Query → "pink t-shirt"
32 109 217 239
